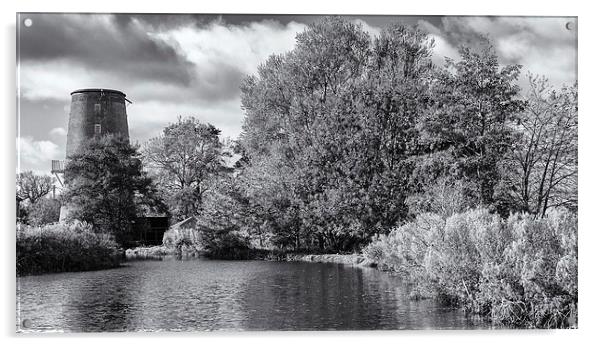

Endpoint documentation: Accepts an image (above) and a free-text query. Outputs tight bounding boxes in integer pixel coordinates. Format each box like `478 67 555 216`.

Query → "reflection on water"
16 259 490 332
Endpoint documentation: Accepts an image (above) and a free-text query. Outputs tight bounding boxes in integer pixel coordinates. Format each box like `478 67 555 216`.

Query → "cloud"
153 19 305 77
18 15 308 173
49 127 67 138
19 14 194 86
416 20 460 66
19 16 306 105
435 17 577 88
17 136 61 173
48 127 68 149
17 14 577 174
430 34 462 66
128 98 246 144
352 19 382 39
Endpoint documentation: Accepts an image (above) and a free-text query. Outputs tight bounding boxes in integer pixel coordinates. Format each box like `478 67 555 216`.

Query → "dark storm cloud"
19 13 194 86
431 17 577 62
130 60 245 104
128 13 442 34
191 60 245 101
120 14 202 30
437 17 492 48
133 14 322 28
349 15 442 29
207 14 441 29
434 16 577 85
16 14 576 174
210 14 322 27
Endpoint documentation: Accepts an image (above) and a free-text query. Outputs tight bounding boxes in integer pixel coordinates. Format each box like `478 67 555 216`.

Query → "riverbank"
125 245 376 268
281 253 377 267
125 245 174 260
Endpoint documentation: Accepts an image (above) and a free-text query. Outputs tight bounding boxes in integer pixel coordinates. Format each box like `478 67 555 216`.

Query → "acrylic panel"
16 13 578 332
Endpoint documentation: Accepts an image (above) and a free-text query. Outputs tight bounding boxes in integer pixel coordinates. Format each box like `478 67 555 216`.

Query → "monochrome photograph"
15 12 577 332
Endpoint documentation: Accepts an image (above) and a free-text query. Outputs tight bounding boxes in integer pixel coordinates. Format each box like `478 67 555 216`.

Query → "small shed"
131 216 170 246
162 217 199 246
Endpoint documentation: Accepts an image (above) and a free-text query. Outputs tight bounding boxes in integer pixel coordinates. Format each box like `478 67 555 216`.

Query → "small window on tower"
94 103 101 114
94 124 101 135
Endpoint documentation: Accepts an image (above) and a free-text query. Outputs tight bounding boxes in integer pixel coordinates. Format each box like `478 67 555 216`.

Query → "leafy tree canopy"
63 134 162 246
143 116 226 221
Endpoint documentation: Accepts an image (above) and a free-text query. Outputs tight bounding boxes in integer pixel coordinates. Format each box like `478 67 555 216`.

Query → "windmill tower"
66 88 130 156
53 88 131 220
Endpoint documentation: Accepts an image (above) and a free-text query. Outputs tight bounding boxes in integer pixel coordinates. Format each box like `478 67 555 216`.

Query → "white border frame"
3 1 598 345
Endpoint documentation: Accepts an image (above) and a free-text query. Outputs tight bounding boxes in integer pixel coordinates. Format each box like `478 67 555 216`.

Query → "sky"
16 13 577 174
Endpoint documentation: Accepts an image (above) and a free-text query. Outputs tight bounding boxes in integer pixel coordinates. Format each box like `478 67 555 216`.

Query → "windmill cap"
70 88 126 97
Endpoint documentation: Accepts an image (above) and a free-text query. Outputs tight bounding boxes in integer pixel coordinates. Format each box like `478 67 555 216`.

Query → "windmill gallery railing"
51 160 65 186
51 160 65 173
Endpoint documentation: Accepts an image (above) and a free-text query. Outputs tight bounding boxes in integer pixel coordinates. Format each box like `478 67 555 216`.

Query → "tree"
496 76 578 217
406 176 477 218
143 117 225 221
196 175 254 257
16 171 55 205
235 147 304 250
418 44 525 207
62 134 161 246
239 18 436 251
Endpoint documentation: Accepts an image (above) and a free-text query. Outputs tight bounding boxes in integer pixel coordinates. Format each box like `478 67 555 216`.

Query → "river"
16 259 489 332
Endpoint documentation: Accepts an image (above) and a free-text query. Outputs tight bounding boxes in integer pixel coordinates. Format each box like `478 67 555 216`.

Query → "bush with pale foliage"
363 208 577 328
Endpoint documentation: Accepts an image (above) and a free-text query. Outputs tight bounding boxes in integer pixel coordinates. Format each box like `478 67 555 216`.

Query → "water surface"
17 259 489 332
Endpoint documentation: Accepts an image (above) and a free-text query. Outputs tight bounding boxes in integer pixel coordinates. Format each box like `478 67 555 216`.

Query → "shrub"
431 210 509 307
16 221 121 276
26 198 61 226
363 213 446 298
363 208 577 328
197 224 252 259
477 209 577 327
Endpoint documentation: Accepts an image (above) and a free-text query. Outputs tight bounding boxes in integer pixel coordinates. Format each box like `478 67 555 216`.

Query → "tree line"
202 17 575 252
18 17 577 254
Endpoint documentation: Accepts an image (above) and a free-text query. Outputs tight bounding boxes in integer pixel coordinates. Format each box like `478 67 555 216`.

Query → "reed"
16 221 122 276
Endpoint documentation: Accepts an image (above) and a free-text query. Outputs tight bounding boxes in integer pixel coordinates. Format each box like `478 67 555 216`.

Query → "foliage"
478 209 577 327
143 116 226 221
406 177 478 218
236 18 536 252
238 17 436 251
16 171 55 205
98 16 576 328
495 75 578 217
416 45 525 208
16 170 57 226
25 197 61 226
16 221 121 276
197 225 251 260
62 134 162 246
194 176 253 258
363 208 577 328
200 17 573 256
234 150 304 250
